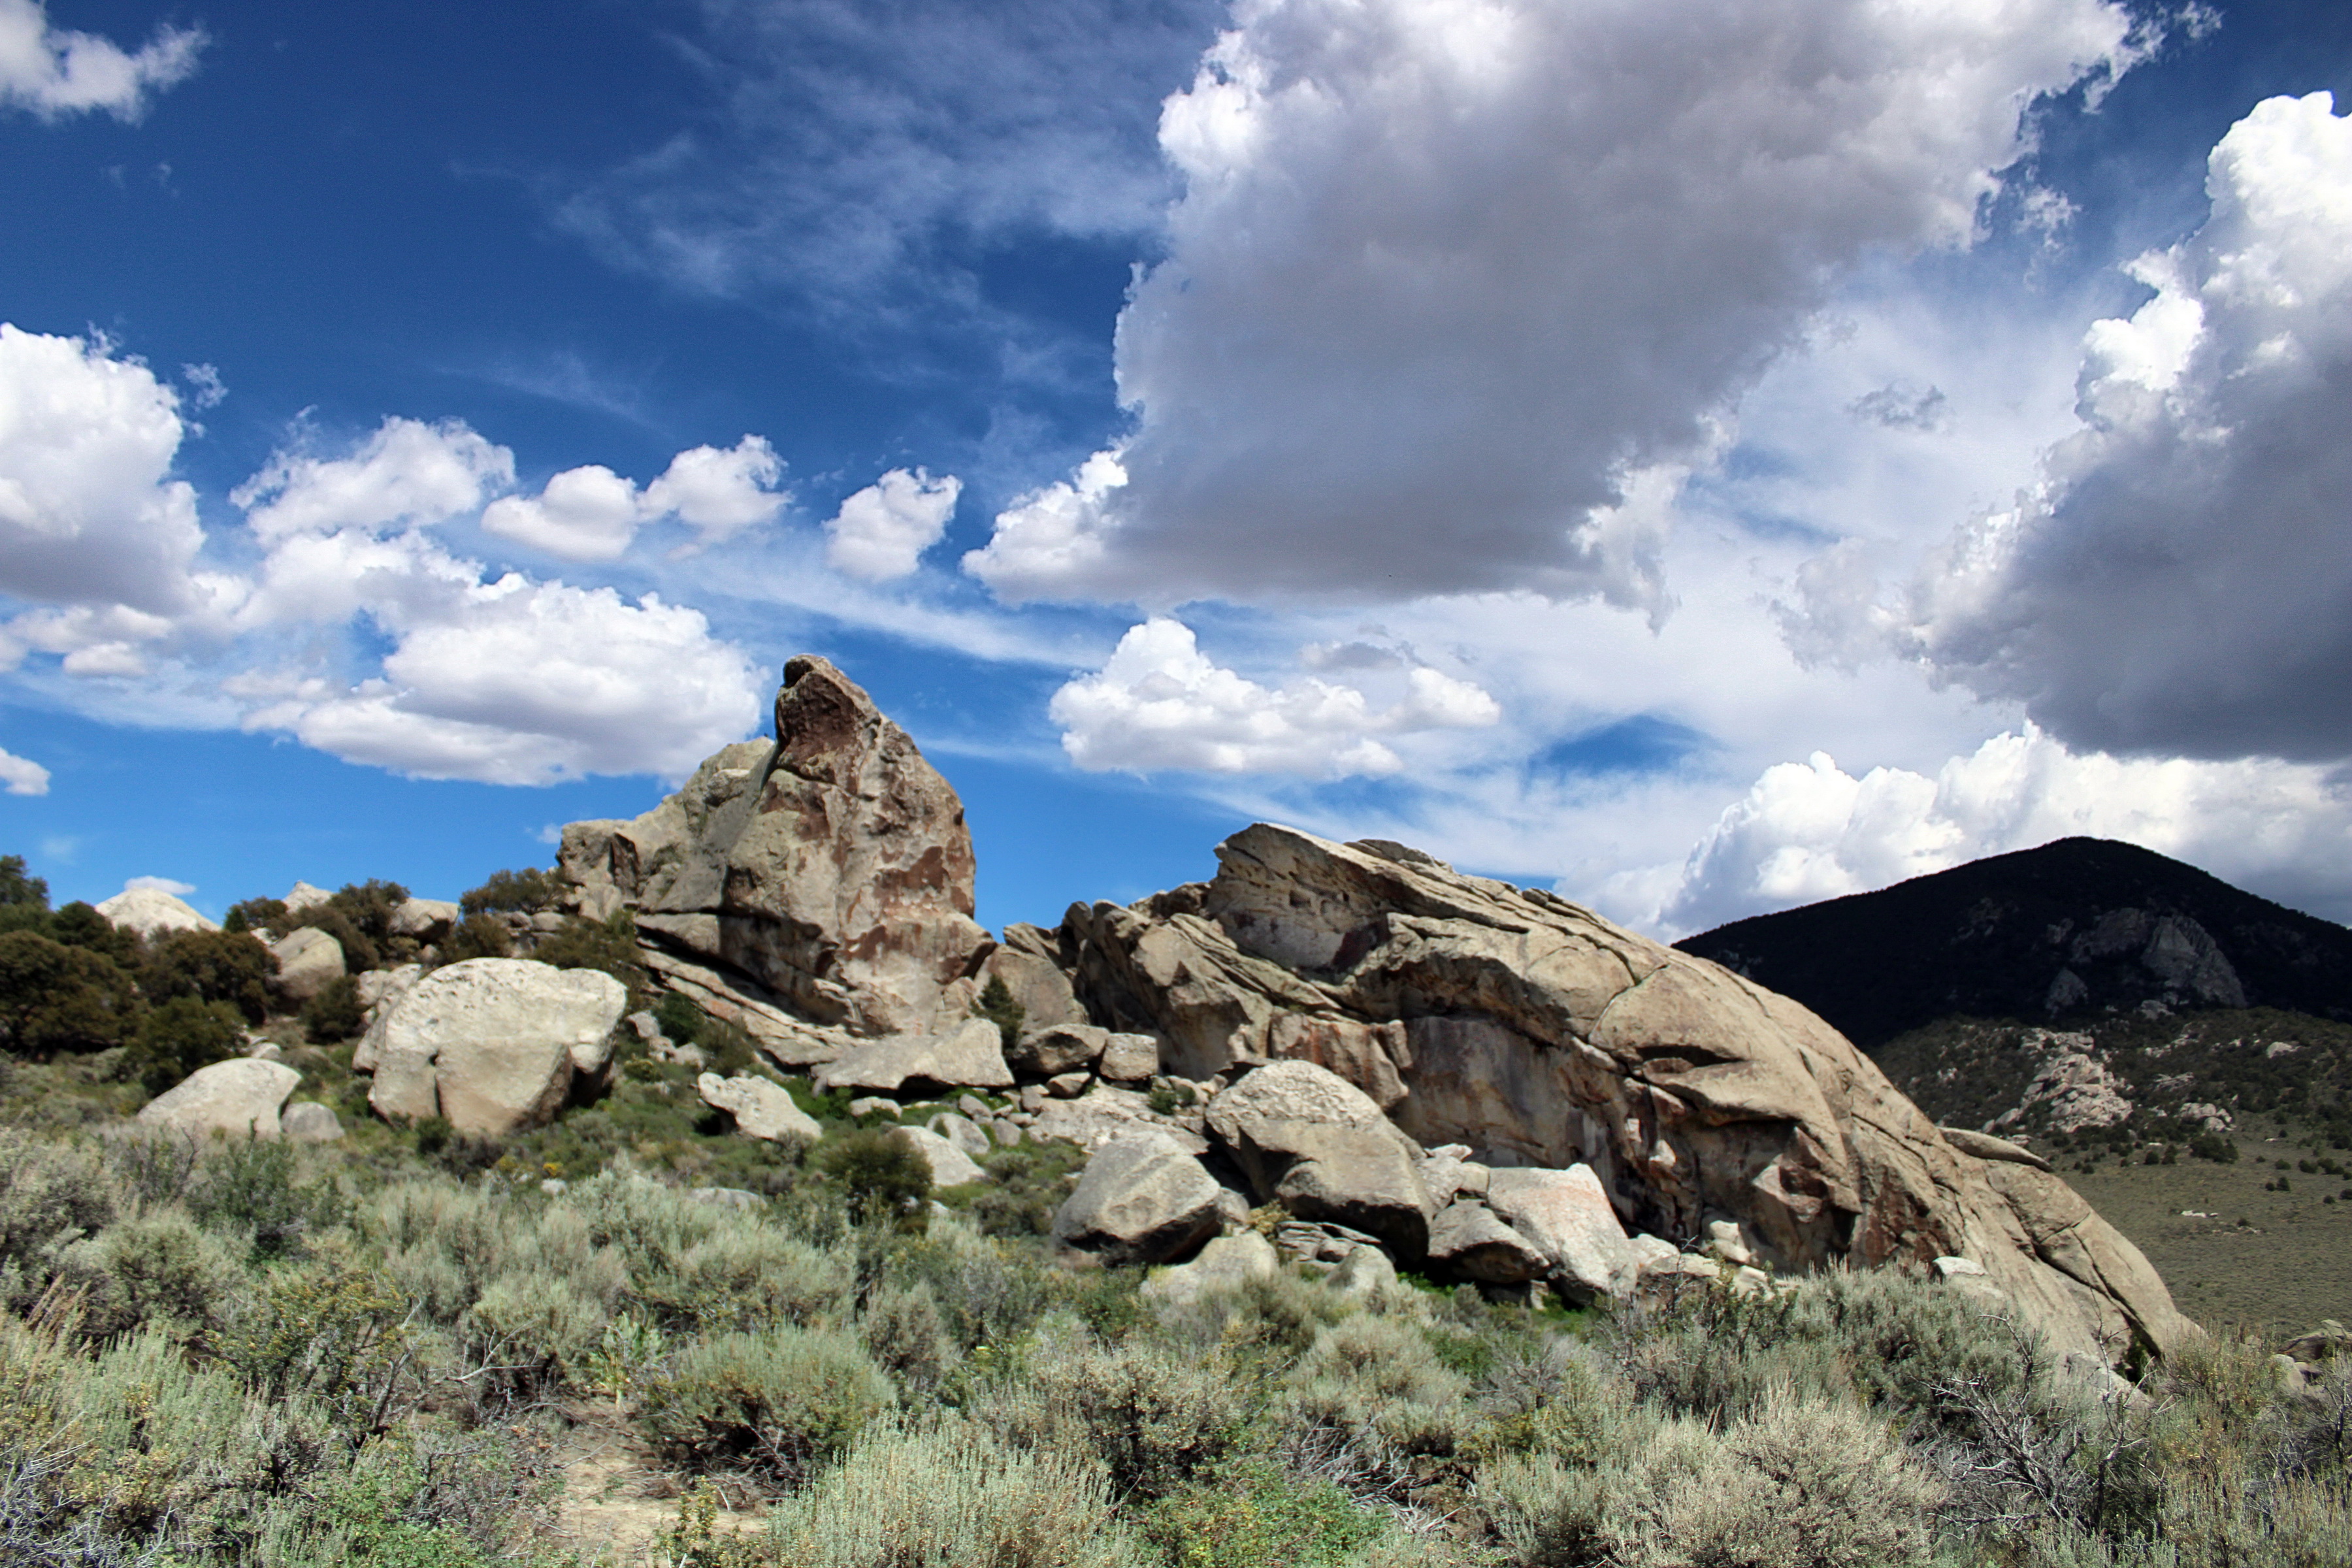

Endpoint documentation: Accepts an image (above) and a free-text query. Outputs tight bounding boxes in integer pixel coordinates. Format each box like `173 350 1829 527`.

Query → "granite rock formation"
560 656 988 1039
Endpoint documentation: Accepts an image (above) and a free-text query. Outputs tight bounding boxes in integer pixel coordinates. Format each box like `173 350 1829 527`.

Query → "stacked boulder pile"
545 656 2193 1367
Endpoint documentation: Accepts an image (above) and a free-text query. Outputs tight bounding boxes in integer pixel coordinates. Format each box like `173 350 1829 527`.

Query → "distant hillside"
1674 837 2352 1050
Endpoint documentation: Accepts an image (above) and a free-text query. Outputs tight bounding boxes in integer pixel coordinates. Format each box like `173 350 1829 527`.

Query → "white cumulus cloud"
0 0 203 122
642 437 788 551
1655 726 2352 937
1897 93 2352 763
480 463 644 561
233 417 515 542
0 744 47 795
0 323 204 613
250 578 762 785
969 0 2145 606
124 874 193 895
1049 616 1497 776
481 436 791 561
825 468 961 580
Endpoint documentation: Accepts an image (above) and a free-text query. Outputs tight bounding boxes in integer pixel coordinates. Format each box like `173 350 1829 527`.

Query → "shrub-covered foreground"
0 1122 2343 1568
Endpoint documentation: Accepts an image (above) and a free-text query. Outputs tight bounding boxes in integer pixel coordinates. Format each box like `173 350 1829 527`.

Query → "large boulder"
357 958 627 1136
95 887 217 938
813 1018 1013 1095
1271 1123 1435 1262
559 657 990 1036
1009 1022 1107 1077
279 1101 345 1143
1203 1059 1400 1193
1052 1131 1222 1266
271 927 346 1002
1426 1200 1550 1284
698 1073 820 1142
138 1059 299 1139
1036 823 2195 1364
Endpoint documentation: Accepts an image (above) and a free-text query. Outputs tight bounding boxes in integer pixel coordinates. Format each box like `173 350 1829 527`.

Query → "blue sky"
3 0 2350 937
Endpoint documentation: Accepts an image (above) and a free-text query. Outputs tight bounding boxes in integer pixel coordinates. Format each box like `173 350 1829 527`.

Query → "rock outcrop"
1034 823 2194 1364
95 887 218 938
391 897 459 943
355 958 626 1136
138 1059 300 1139
561 656 990 1037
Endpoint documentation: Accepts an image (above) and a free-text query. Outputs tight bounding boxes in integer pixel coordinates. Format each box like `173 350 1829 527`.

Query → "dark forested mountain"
1674 838 2352 1050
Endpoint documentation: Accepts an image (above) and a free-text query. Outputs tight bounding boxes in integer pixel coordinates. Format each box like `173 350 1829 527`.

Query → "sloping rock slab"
1483 1166 1639 1303
1046 821 2195 1365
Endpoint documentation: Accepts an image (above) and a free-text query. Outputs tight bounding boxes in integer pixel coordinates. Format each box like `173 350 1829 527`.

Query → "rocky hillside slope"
1674 837 2352 1049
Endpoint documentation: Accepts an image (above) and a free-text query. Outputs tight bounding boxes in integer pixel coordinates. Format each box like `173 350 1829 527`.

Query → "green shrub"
0 929 140 1054
1143 1457 1392 1568
217 1245 410 1418
2189 1130 2239 1163
858 1282 955 1401
0 1128 116 1311
981 1329 1254 1502
969 1138 1087 1237
438 913 513 963
142 928 278 1024
531 911 645 996
759 1417 1147 1568
459 868 564 916
327 879 409 949
817 1127 932 1226
636 1326 892 1487
655 991 706 1046
253 1419 565 1568
125 994 246 1095
188 1134 341 1259
56 1208 243 1344
972 974 1024 1053
699 1016 760 1076
1469 1339 1634 1467
1616 1390 1944 1568
643 1224 853 1335
223 894 287 936
303 975 368 1043
461 1272 610 1401
885 1220 1066 1352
